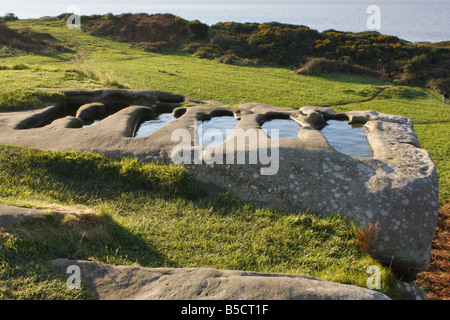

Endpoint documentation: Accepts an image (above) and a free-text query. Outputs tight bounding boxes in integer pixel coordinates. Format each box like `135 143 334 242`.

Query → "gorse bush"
246 23 321 65
187 20 210 40
403 53 433 74
72 13 450 90
0 13 18 23
81 13 189 51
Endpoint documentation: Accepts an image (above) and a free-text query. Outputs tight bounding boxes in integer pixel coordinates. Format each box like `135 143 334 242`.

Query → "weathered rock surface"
75 102 106 125
0 204 44 228
0 88 439 280
51 258 391 300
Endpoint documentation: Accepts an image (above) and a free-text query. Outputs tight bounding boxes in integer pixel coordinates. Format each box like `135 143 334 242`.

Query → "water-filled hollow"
134 113 176 138
82 119 101 128
319 120 373 158
198 116 239 146
261 118 302 139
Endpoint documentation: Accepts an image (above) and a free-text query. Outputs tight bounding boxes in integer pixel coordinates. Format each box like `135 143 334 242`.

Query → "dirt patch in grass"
415 201 450 300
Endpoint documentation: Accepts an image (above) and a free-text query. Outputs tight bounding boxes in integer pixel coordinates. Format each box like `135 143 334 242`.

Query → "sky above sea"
0 0 449 42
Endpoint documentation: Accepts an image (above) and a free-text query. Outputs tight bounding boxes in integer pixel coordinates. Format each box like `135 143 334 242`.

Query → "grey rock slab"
75 102 106 124
0 204 44 228
0 89 438 279
51 258 391 300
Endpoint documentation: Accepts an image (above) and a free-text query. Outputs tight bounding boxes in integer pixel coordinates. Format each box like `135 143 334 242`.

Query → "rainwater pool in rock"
83 120 100 128
199 116 239 146
261 118 301 138
134 113 176 137
320 120 373 158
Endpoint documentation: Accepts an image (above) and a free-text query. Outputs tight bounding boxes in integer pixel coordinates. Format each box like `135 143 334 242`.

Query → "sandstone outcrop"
0 88 439 279
51 258 391 300
0 204 44 228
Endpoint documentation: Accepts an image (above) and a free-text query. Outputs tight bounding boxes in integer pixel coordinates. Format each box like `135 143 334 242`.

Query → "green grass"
0 144 399 299
0 18 387 109
0 17 447 299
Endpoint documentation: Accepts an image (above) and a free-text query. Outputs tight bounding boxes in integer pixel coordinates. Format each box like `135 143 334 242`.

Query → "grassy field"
0 17 448 299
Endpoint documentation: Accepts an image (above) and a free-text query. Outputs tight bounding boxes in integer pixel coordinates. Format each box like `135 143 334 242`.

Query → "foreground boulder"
0 88 438 279
51 258 390 300
0 204 44 228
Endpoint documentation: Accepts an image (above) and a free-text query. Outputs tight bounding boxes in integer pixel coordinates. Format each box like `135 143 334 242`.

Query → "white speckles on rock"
380 210 389 217
332 172 345 180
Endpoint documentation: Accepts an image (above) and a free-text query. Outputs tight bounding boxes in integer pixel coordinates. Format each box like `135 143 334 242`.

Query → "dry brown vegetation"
0 24 71 55
415 201 450 300
79 13 189 51
352 223 380 254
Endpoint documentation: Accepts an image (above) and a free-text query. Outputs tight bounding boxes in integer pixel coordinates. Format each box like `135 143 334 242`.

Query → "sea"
0 0 449 43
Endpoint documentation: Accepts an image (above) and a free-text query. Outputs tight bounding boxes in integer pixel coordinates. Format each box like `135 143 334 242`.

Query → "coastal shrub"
82 13 188 52
74 13 449 90
0 13 18 23
212 22 259 37
104 13 115 20
187 20 210 40
427 78 450 93
246 23 321 65
0 24 71 55
403 54 433 74
296 57 380 78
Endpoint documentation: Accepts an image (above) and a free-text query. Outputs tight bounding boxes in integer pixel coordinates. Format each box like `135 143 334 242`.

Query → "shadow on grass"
159 50 392 84
304 73 388 86
0 144 192 296
0 144 194 204
0 208 171 299
380 86 429 100
4 208 169 267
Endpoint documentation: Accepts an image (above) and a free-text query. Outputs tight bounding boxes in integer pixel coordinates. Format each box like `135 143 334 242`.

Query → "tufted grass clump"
351 222 380 253
0 145 193 203
0 88 67 112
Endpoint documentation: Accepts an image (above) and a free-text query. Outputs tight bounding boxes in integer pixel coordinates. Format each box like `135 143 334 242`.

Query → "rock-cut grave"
0 88 438 280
